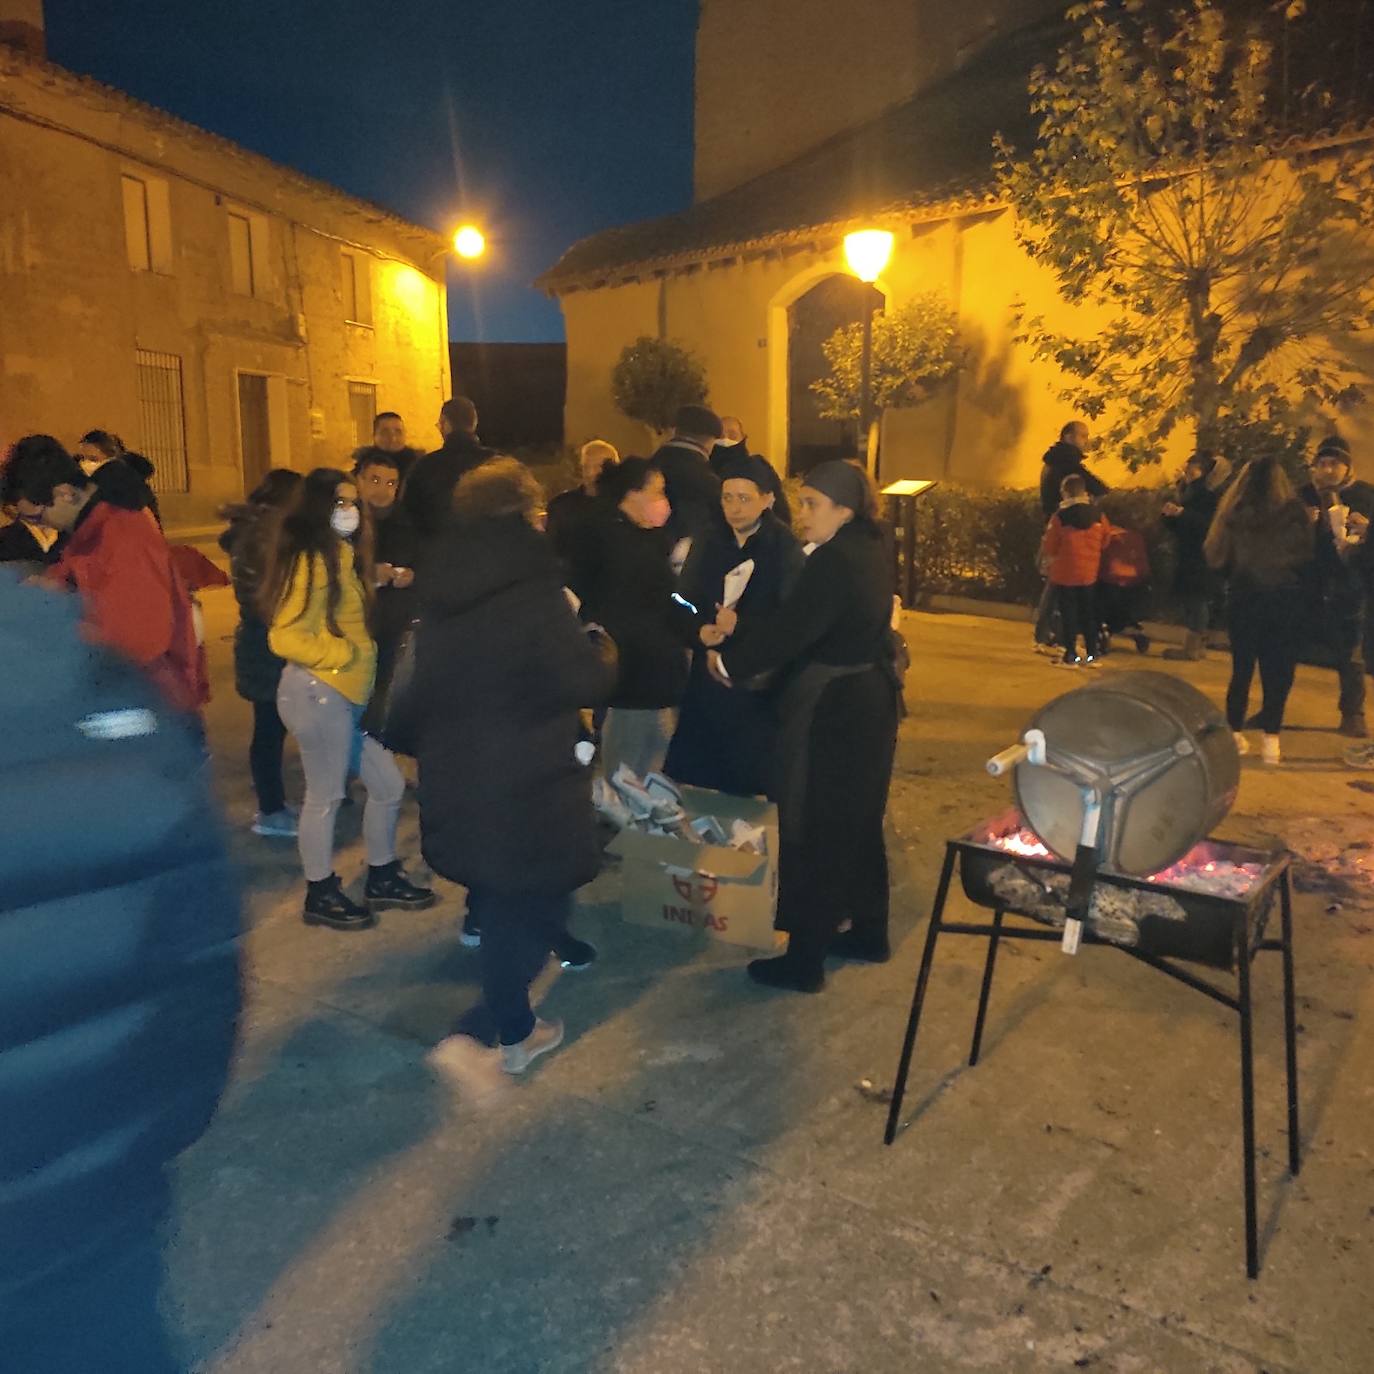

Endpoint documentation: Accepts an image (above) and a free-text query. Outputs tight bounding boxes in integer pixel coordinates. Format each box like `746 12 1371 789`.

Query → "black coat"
0 518 58 570
651 437 723 546
0 575 242 1304
220 503 284 703
665 514 805 796
580 510 695 709
402 431 496 543
545 486 605 591
372 503 422 649
1162 478 1219 599
1039 441 1108 519
1298 478 1374 600
415 518 617 894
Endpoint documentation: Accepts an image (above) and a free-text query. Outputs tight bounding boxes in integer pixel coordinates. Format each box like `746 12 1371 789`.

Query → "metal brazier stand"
882 821 1300 1280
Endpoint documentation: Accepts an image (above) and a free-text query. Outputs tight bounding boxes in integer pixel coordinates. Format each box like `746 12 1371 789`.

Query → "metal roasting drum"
999 671 1240 877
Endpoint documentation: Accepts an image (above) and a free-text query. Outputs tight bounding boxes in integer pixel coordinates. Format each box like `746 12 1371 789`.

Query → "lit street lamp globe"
453 225 485 260
843 228 894 284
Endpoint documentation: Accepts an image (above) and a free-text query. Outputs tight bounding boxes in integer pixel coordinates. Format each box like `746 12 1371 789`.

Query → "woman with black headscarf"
711 461 902 993
664 452 804 796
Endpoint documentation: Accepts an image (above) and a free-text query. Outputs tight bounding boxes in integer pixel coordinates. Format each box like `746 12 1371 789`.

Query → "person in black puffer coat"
417 460 617 1085
0 573 243 1373
219 468 303 836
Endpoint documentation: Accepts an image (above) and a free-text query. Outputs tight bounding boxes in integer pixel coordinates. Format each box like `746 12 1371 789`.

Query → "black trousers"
455 888 571 1046
1054 584 1099 659
249 699 287 815
776 671 897 974
1226 586 1303 733
1323 594 1367 718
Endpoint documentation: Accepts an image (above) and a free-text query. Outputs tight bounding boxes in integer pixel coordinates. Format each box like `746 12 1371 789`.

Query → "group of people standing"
1036 422 1374 766
207 398 904 1092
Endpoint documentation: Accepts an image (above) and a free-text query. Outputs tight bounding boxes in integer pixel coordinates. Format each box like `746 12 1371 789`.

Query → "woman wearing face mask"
580 456 694 778
711 461 902 994
75 430 161 526
260 467 434 930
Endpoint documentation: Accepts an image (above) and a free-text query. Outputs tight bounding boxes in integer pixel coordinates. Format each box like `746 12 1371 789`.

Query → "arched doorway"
778 273 885 476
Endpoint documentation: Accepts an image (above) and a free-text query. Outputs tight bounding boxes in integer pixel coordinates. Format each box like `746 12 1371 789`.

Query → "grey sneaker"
252 809 298 837
501 1018 564 1074
1345 742 1374 770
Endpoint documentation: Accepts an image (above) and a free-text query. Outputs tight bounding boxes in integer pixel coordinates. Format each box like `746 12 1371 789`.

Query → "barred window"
135 349 190 494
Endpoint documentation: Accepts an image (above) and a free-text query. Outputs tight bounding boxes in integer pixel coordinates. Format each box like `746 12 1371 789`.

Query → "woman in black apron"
713 461 902 993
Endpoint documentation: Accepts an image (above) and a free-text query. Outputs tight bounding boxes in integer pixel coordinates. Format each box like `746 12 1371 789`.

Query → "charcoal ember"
986 862 1173 947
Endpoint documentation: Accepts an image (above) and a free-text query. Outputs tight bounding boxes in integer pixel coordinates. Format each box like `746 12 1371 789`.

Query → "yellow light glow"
393 264 429 316
843 228 895 283
453 225 485 259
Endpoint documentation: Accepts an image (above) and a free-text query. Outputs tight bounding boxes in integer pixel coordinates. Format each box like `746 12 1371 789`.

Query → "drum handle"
985 728 1046 777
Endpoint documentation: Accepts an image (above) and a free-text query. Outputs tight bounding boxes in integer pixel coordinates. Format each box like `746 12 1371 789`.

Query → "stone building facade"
544 0 1369 489
0 16 449 532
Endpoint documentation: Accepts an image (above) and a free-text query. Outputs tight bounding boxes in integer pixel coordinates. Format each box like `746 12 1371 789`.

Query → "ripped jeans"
277 664 404 882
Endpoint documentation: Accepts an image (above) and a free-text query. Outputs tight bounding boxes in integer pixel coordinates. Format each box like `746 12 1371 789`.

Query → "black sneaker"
556 937 598 971
746 953 824 994
828 928 891 963
365 861 437 912
304 875 376 931
1132 632 1151 655
460 914 482 949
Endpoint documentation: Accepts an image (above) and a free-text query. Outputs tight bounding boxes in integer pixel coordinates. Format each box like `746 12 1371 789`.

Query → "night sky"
42 0 698 343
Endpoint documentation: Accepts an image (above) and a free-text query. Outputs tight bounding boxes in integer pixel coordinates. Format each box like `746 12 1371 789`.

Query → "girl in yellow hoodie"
261 468 433 929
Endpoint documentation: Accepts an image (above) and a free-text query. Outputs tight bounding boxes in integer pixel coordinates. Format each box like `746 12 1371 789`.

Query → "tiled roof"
538 17 1060 294
0 49 447 256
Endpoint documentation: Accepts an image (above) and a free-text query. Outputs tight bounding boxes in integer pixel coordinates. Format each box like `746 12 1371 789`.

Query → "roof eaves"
0 48 448 257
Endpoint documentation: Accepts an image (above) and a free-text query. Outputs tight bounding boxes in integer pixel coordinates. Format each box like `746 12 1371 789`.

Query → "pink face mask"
642 496 671 529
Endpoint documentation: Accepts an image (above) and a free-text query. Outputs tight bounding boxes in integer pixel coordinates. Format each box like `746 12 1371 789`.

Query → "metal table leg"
884 845 956 1145
1280 870 1301 1177
1238 921 1259 1280
968 907 1005 1066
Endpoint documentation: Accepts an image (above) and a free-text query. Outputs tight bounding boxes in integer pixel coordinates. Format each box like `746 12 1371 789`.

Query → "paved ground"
173 588 1374 1373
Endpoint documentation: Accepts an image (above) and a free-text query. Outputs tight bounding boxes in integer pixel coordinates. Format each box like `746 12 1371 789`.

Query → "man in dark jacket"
546 438 619 586
369 410 424 484
650 403 724 554
1161 451 1229 661
1034 420 1108 648
0 576 242 1372
402 396 495 545
1297 435 1374 737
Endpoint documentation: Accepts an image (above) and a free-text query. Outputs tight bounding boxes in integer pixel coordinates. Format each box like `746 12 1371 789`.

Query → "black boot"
747 952 824 994
828 927 891 963
365 860 437 911
304 875 375 931
555 935 598 971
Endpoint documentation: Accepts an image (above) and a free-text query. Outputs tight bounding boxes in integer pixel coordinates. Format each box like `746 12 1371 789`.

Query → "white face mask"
331 506 361 539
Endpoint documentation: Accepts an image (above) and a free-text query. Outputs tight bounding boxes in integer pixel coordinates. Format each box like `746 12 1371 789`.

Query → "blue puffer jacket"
0 574 243 1300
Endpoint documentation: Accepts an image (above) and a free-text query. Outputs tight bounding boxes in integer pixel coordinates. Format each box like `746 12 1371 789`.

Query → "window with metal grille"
135 350 190 494
348 381 377 448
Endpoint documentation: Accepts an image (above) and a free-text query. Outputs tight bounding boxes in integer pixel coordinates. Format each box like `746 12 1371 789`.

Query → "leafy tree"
611 336 709 438
995 0 1374 469
810 294 963 423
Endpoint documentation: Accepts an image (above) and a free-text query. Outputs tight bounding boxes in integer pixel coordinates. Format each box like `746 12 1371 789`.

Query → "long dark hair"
249 467 304 510
258 467 373 635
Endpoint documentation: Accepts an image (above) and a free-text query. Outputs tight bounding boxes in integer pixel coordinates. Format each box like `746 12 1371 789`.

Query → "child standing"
1041 473 1110 667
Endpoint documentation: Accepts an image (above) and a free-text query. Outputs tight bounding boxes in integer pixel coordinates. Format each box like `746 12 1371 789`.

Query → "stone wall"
0 51 450 530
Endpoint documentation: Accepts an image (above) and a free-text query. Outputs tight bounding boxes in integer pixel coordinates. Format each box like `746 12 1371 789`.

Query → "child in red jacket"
1041 473 1110 667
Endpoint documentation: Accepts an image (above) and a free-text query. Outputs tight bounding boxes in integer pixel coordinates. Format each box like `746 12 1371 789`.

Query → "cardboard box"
609 786 784 951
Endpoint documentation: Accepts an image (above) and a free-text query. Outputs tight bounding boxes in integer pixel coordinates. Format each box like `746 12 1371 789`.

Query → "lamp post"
843 228 894 477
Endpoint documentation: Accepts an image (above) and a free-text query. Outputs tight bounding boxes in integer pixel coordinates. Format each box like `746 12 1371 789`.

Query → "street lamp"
843 228 894 475
453 224 486 260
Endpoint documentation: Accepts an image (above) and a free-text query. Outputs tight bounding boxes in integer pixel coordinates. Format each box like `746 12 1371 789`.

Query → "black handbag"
361 620 420 756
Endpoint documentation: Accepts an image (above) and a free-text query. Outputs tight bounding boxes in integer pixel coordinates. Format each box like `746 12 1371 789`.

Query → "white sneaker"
252 809 298 837
1233 732 1250 756
1261 734 1281 766
501 1018 564 1075
427 1035 512 1105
